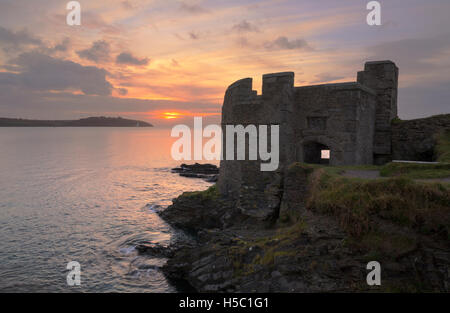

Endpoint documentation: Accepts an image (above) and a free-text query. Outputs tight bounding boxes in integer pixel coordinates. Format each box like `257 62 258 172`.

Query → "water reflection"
0 128 217 292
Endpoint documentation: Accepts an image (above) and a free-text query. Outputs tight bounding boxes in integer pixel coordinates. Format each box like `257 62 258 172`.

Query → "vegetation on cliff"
161 162 450 293
436 130 450 163
308 168 449 239
379 162 450 179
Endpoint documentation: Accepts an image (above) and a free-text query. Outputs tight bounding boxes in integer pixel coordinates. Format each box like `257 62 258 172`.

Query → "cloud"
116 87 128 95
52 38 71 52
232 20 260 33
188 32 200 40
121 1 135 10
0 27 70 56
264 36 313 51
76 40 110 63
39 37 71 55
234 37 251 48
0 86 220 125
116 52 149 66
0 26 42 50
179 1 209 14
312 73 344 83
0 52 113 96
367 33 450 73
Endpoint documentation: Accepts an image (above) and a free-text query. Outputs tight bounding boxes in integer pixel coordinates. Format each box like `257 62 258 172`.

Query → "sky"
0 0 449 127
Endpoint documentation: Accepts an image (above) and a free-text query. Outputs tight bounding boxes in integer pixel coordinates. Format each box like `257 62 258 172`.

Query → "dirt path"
342 170 450 183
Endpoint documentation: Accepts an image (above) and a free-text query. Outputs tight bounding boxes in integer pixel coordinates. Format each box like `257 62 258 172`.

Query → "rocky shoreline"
171 163 219 182
159 165 450 293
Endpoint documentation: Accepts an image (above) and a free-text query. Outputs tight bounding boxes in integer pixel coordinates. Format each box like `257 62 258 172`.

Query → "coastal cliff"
159 63 449 292
160 162 450 292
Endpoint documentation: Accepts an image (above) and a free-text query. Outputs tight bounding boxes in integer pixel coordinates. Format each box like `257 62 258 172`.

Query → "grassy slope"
191 162 449 291
224 163 449 291
190 132 450 289
380 162 450 179
308 168 450 239
436 130 450 162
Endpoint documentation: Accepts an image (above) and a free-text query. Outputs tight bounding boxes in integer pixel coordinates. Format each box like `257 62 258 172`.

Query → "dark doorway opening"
304 142 330 165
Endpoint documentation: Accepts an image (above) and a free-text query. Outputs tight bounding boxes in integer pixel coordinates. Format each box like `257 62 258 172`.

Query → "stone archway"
303 141 331 165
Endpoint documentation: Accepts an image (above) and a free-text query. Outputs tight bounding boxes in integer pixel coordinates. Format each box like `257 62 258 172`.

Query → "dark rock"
135 243 175 258
172 163 219 174
160 173 450 293
171 163 219 182
159 188 244 234
205 174 218 182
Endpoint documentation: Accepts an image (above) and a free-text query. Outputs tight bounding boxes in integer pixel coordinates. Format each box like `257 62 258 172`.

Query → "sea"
0 127 216 292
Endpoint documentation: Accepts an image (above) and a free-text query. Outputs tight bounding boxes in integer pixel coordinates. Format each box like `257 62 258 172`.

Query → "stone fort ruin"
218 60 449 219
219 61 397 218
222 60 399 168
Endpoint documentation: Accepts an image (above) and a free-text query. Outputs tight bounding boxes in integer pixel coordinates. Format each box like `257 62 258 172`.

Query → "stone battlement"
218 61 399 216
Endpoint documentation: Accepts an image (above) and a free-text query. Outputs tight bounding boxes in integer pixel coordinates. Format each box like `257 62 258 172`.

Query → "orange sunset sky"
1 0 450 126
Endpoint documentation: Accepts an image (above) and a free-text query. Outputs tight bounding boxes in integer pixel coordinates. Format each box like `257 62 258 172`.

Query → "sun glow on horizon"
162 112 182 119
143 110 221 120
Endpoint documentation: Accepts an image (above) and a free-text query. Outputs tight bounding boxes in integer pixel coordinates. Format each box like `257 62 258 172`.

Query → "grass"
223 160 449 289
380 162 450 179
229 221 307 277
183 184 219 200
306 168 450 239
347 231 417 262
436 130 450 163
376 129 450 179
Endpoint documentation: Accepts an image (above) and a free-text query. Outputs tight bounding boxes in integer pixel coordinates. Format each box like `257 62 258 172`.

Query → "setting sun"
162 112 182 119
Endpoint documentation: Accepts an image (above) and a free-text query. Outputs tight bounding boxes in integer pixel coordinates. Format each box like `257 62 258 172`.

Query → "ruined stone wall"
358 61 399 164
218 61 398 221
391 114 450 161
292 83 376 165
219 76 290 220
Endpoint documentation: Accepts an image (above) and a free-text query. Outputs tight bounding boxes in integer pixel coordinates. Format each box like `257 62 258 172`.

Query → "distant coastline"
0 117 153 127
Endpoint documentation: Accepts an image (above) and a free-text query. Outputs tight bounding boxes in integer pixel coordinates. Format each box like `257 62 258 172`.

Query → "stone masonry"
218 60 399 219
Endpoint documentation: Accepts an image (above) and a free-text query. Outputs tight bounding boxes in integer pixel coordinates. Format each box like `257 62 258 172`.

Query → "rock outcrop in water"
171 163 219 182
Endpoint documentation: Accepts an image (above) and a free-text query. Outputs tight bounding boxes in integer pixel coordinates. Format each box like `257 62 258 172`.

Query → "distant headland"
0 116 153 127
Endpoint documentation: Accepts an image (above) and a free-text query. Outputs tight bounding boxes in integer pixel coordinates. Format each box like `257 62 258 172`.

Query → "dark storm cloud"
76 40 111 63
264 36 313 51
231 20 260 33
0 52 113 96
116 52 149 66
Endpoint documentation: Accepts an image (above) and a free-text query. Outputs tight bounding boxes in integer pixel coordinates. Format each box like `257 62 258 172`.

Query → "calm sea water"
0 128 215 292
